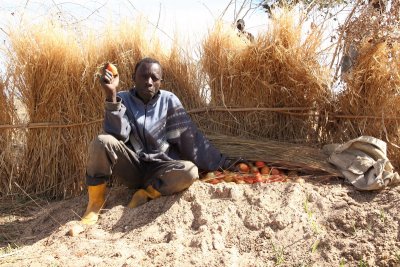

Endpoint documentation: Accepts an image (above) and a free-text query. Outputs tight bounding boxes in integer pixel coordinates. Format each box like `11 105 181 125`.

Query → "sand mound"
1 179 399 266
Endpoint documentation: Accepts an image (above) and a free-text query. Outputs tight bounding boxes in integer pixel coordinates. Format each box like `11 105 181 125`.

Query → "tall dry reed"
200 9 331 144
0 78 14 195
333 41 400 167
161 44 205 110
8 22 91 198
331 2 400 168
5 17 198 198
5 4 399 198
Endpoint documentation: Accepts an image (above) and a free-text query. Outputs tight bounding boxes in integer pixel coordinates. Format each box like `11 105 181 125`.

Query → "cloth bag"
323 136 400 190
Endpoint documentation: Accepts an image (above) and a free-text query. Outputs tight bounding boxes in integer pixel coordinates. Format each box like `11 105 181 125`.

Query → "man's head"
236 19 245 31
133 57 163 104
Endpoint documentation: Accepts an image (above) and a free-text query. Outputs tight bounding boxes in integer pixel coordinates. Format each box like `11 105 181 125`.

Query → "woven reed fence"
1 6 399 198
0 19 206 198
200 10 332 144
0 78 15 193
328 1 400 167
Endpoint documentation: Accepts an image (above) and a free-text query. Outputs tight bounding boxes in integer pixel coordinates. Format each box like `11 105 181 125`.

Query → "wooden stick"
0 119 102 130
188 106 315 114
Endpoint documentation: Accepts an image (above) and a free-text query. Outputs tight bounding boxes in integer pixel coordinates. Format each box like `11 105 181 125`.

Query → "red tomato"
255 161 266 168
271 168 280 175
244 177 254 184
106 63 118 76
269 175 286 182
253 173 263 183
208 178 221 184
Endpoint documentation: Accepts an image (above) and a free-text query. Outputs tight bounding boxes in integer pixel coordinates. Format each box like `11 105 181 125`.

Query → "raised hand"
99 63 119 102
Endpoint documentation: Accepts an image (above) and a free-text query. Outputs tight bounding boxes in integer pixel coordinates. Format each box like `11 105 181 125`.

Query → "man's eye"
142 75 160 81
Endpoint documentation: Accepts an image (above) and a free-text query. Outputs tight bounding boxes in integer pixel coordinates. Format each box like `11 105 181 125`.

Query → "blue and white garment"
104 88 226 172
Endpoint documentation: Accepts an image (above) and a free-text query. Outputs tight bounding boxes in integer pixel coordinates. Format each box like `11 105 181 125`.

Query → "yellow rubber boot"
146 185 161 199
81 183 106 225
127 185 161 208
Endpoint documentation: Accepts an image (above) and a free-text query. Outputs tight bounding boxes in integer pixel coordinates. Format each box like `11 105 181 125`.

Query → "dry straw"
332 2 400 168
4 17 200 198
8 22 93 198
161 44 205 110
0 78 14 195
200 9 332 144
6 20 138 198
3 3 400 198
98 18 159 91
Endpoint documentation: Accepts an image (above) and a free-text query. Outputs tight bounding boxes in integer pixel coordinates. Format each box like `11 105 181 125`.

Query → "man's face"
134 62 162 103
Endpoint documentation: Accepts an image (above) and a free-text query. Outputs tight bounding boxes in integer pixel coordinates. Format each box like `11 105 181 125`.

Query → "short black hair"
133 57 162 77
236 19 245 30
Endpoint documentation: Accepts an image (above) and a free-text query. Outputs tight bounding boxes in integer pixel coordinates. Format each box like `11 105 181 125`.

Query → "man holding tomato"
81 57 242 225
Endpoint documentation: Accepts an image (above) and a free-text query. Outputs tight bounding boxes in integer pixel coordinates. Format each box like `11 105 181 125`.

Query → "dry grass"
6 19 150 198
97 18 162 91
330 2 400 168
8 22 91 198
3 17 201 198
2 4 400 198
161 44 205 110
332 40 400 167
200 9 332 144
0 78 14 195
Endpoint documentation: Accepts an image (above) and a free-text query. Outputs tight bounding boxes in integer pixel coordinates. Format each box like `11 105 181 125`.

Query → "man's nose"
145 77 153 85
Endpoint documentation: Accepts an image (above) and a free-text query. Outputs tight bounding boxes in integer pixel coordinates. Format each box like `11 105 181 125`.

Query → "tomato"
237 163 250 173
251 166 260 174
205 172 215 179
208 178 221 184
260 166 270 175
268 175 286 182
223 175 234 182
244 177 255 184
271 168 280 175
106 63 118 76
253 173 263 183
255 161 266 168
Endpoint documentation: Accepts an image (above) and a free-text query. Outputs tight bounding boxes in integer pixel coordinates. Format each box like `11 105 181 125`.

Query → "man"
81 57 239 225
236 19 255 43
369 0 386 12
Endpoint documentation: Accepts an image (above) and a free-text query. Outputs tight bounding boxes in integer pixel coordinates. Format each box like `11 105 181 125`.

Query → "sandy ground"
0 177 400 267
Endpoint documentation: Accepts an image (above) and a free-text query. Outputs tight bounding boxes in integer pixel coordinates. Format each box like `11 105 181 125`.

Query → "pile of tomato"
203 161 292 185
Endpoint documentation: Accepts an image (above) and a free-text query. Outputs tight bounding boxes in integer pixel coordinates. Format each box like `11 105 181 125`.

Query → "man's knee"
154 161 199 195
86 134 120 180
176 161 199 186
89 134 119 154
181 161 199 181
